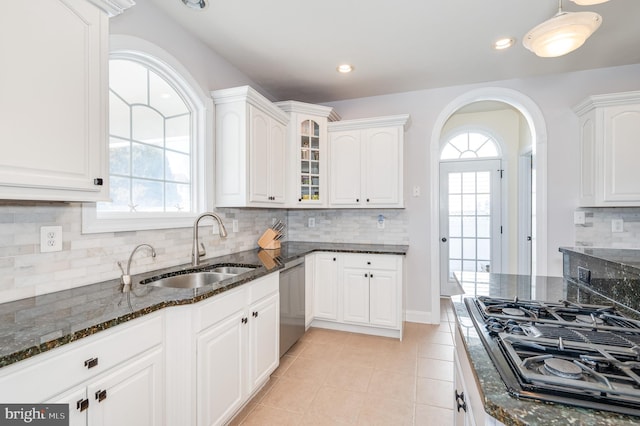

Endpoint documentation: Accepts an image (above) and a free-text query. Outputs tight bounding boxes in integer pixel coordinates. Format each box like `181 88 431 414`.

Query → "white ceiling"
149 0 640 104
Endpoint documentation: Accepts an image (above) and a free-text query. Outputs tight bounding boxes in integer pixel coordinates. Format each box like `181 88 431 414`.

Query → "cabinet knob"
365 273 368 278
76 399 89 412
298 198 302 202
356 198 359 202
366 198 370 202
93 178 103 186
333 257 336 261
95 389 107 403
367 261 371 265
84 357 99 369
455 390 467 412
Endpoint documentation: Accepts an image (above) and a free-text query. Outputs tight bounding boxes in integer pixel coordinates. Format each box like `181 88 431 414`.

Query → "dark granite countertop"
560 247 640 276
0 241 408 368
452 272 640 426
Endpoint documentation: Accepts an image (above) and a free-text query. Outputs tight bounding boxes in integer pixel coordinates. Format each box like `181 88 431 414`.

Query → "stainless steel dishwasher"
279 257 305 357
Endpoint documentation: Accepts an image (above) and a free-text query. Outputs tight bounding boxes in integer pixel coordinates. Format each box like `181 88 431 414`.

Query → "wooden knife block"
258 228 281 250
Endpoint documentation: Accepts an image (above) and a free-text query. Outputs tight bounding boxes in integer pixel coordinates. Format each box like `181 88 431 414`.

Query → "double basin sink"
142 265 257 289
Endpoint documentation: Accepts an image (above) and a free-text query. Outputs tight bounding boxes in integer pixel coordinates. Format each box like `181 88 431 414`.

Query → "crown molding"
573 90 640 115
328 114 411 131
87 0 135 17
274 101 341 122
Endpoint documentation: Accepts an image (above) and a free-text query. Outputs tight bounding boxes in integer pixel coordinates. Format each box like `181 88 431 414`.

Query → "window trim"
440 127 504 162
82 35 212 234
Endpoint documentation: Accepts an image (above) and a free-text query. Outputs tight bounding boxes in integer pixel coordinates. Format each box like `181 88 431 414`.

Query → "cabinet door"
0 0 107 201
87 348 164 426
197 310 246 426
602 104 640 203
329 130 362 205
363 127 401 206
249 106 271 203
454 356 469 426
369 270 399 328
313 253 339 320
342 268 370 324
248 293 279 393
48 387 88 426
269 119 286 203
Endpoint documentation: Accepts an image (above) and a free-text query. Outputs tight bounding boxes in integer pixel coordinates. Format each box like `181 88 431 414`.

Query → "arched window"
102 58 193 213
83 44 207 233
441 131 500 160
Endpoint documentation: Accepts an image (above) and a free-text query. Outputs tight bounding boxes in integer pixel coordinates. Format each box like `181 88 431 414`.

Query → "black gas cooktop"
465 295 640 417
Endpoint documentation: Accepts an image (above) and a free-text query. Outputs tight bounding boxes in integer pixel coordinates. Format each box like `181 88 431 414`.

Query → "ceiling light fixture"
337 64 354 73
493 37 516 50
523 0 602 57
181 0 208 10
569 0 610 5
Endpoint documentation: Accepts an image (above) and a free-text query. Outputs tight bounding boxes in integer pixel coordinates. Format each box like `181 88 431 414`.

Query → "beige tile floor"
229 299 457 425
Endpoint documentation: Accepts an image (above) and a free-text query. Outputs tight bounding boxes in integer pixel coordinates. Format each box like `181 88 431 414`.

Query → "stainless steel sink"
145 272 235 289
208 266 256 275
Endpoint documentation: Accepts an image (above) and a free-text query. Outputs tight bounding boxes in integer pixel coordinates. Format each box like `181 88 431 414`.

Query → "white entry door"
440 160 502 295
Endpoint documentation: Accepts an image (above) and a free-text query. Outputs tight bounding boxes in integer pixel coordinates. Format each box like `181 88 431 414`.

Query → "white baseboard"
310 319 402 340
404 310 438 324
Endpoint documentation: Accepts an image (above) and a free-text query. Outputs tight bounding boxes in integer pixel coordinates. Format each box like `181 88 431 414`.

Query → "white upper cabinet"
0 0 110 201
212 86 289 207
328 115 410 208
275 101 340 208
574 91 640 206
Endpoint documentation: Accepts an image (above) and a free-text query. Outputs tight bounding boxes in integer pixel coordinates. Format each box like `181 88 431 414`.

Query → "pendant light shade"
523 10 602 57
569 0 610 5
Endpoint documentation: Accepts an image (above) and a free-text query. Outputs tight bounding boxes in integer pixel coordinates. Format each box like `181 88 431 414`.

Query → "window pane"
449 260 461 278
132 105 163 146
109 92 130 139
462 216 476 237
132 179 163 212
477 141 498 157
165 182 191 211
149 70 189 117
441 143 460 160
477 216 490 238
462 238 476 259
449 216 462 237
477 194 491 215
477 172 491 194
462 260 476 272
165 151 190 183
477 238 491 260
109 138 130 175
462 173 476 194
462 194 476 215
448 173 461 194
132 143 163 179
449 194 462 215
450 134 468 152
449 238 462 259
468 133 489 151
166 115 190 153
101 176 131 212
109 60 148 105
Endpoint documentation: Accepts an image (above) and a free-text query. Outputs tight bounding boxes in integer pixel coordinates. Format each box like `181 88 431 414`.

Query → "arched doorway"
429 88 548 319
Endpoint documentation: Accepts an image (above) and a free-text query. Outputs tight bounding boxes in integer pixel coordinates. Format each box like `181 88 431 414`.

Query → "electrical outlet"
308 217 315 228
612 219 624 233
232 220 239 233
413 185 421 197
578 266 591 284
40 226 62 253
377 214 385 229
574 211 586 225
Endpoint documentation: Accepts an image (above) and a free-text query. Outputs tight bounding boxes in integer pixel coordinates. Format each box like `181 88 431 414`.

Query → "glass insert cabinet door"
299 119 321 202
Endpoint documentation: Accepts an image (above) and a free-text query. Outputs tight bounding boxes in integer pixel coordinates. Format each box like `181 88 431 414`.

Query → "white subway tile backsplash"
575 207 640 248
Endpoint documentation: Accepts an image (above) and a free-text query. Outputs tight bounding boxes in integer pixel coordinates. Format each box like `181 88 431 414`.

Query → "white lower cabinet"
311 252 403 338
194 273 279 426
51 348 164 426
0 314 164 426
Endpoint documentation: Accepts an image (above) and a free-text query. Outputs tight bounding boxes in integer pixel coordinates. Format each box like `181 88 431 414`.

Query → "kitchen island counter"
0 241 408 368
452 272 640 426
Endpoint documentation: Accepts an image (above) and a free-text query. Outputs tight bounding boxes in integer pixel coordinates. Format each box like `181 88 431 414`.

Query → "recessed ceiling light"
181 0 208 10
493 37 515 50
337 64 354 73
569 0 610 5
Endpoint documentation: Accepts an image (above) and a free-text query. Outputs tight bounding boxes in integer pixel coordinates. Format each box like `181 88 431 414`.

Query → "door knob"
441 237 447 242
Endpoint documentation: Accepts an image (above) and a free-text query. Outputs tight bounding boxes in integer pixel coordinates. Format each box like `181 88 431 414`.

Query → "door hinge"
498 169 504 178
500 226 503 234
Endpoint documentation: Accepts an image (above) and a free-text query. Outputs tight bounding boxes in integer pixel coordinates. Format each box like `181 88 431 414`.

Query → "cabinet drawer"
0 313 163 402
249 272 279 303
194 286 246 332
342 254 399 270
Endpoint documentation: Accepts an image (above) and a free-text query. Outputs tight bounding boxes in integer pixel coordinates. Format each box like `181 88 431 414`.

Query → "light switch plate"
612 219 624 233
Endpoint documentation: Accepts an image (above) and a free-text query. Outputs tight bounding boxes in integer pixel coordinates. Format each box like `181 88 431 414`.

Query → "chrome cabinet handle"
455 390 467 412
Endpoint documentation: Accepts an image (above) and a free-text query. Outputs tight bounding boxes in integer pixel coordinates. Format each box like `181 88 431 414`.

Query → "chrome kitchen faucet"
117 243 157 293
192 212 228 267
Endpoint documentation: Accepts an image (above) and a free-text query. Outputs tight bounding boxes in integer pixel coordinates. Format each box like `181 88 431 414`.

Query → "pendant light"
523 0 602 57
569 0 610 5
